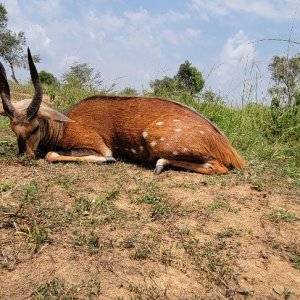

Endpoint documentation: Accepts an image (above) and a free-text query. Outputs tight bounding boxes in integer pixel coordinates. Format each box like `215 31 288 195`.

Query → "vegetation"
0 4 40 83
268 54 300 138
39 70 59 86
149 60 204 99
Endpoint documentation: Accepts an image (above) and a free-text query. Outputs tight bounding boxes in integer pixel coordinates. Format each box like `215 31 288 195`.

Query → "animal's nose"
17 138 26 155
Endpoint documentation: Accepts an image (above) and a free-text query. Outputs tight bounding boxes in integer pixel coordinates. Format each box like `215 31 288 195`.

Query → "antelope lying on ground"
0 49 245 175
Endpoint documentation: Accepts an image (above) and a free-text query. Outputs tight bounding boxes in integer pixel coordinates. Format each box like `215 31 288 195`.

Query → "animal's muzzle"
17 138 26 155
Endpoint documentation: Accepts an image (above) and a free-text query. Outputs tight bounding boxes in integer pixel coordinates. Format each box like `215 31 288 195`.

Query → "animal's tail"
208 134 246 170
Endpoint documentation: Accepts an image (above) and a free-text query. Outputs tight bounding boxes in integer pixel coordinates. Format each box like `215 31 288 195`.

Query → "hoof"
105 156 116 163
154 165 164 175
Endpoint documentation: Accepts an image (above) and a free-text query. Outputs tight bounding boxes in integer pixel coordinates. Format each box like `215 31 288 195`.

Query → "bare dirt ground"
0 153 299 299
0 89 299 299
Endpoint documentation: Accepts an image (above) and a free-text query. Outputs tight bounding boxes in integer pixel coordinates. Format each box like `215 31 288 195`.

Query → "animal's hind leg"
45 150 116 164
155 158 229 175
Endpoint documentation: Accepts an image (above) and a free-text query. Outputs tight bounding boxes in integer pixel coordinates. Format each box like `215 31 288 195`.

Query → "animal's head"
0 48 73 157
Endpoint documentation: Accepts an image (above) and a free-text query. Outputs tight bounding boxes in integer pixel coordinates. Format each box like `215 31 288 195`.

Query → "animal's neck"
39 118 64 152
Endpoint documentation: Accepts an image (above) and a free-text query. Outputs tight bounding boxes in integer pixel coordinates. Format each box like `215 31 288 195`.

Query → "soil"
0 158 299 300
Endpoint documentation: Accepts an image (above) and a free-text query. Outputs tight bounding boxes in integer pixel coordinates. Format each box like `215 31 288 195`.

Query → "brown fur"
56 96 245 172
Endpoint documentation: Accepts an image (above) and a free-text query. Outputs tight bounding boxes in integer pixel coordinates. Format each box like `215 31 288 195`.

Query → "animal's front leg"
45 150 116 164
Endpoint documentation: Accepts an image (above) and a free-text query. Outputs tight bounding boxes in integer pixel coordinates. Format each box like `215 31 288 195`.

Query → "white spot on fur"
114 146 119 149
156 121 164 126
200 130 205 135
197 124 202 127
139 146 144 151
150 141 157 147
172 151 178 156
142 131 148 138
173 119 180 122
125 148 129 151
160 136 165 141
183 147 188 152
203 163 212 169
131 148 137 154
175 128 182 132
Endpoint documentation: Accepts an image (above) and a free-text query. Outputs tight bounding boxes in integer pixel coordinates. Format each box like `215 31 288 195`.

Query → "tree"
149 76 178 97
268 54 300 107
175 60 205 95
149 61 205 97
0 4 40 83
119 87 138 96
62 62 103 90
268 54 300 137
39 70 59 86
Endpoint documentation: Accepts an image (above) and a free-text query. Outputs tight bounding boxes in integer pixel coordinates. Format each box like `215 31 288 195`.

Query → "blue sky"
2 0 300 104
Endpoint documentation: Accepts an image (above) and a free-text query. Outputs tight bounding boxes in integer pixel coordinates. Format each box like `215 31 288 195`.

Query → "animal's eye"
31 125 40 135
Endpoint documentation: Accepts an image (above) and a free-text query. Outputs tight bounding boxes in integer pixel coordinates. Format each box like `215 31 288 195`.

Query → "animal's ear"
39 104 74 123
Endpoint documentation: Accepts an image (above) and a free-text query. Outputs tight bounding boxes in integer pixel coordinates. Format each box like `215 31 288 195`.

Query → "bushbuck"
0 49 245 175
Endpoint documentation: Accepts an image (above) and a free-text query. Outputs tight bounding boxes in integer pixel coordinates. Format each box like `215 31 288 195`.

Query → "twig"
249 38 300 46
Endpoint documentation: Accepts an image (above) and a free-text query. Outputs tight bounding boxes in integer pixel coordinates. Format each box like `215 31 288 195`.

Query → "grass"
0 84 300 299
268 209 300 222
206 199 241 214
16 222 49 253
217 227 241 239
33 278 101 300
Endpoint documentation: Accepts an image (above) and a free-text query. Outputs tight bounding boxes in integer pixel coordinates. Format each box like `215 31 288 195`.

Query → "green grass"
268 209 300 222
217 227 241 239
33 278 101 300
206 199 241 214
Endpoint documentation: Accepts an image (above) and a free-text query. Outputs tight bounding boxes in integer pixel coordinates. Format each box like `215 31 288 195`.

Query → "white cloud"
219 30 255 70
124 9 149 23
207 30 257 101
86 10 124 33
185 28 201 39
189 0 300 21
31 0 61 16
26 24 51 48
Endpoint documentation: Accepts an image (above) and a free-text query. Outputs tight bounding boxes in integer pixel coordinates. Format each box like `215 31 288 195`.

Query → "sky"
1 0 300 104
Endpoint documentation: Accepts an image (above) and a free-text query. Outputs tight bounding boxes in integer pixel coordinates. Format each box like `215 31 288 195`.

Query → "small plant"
271 240 281 249
56 175 73 189
160 247 174 266
21 181 38 203
16 222 49 253
0 180 14 192
127 283 166 300
250 178 266 191
131 244 151 260
33 278 101 299
34 279 70 299
217 227 241 238
287 247 300 270
133 193 172 220
268 209 300 222
206 199 240 213
74 231 100 254
105 187 120 200
283 287 294 300
198 243 222 272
